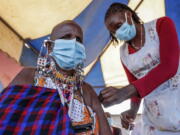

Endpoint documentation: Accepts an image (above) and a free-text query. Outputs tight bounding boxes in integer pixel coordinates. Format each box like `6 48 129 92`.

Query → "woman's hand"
99 84 139 107
120 109 136 129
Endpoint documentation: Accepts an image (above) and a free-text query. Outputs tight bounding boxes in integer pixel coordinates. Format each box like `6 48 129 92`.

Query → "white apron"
120 19 180 135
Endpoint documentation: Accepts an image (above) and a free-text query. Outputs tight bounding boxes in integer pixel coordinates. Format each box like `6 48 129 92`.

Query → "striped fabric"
0 85 74 135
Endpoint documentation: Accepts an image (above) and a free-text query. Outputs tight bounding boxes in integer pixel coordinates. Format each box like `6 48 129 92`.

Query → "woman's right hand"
120 109 137 130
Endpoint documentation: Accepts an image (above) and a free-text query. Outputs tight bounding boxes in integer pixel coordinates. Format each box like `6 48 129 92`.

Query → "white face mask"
115 13 136 41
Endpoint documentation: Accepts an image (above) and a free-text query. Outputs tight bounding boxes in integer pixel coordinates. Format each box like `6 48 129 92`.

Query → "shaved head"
50 20 83 42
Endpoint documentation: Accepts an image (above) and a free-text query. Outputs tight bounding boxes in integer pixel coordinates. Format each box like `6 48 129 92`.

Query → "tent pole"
0 17 39 55
134 0 144 11
0 17 24 41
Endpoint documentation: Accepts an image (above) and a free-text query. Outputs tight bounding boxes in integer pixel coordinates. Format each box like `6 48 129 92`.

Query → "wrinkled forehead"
50 21 83 41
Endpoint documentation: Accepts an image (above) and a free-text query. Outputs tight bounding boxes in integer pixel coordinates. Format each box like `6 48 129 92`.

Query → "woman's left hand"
99 84 138 107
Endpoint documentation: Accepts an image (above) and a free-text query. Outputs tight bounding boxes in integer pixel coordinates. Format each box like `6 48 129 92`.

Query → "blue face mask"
115 13 136 41
50 38 86 70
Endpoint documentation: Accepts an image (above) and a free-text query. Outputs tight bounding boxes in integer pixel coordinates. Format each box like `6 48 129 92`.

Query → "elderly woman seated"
0 20 112 135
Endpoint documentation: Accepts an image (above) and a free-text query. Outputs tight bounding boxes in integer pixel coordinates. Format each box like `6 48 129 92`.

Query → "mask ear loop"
125 12 135 26
125 12 128 23
131 16 135 26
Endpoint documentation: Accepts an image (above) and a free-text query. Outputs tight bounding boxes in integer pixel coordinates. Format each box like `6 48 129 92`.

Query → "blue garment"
0 85 74 135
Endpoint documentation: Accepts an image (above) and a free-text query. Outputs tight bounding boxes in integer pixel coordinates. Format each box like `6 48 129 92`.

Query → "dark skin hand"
99 85 140 130
9 20 112 135
120 101 140 129
99 85 139 107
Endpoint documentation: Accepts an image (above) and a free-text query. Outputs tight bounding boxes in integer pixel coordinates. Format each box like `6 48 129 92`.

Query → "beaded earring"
34 38 55 85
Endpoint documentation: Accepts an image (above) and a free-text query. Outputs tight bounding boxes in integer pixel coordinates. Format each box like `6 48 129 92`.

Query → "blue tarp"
20 45 38 66
165 0 180 41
